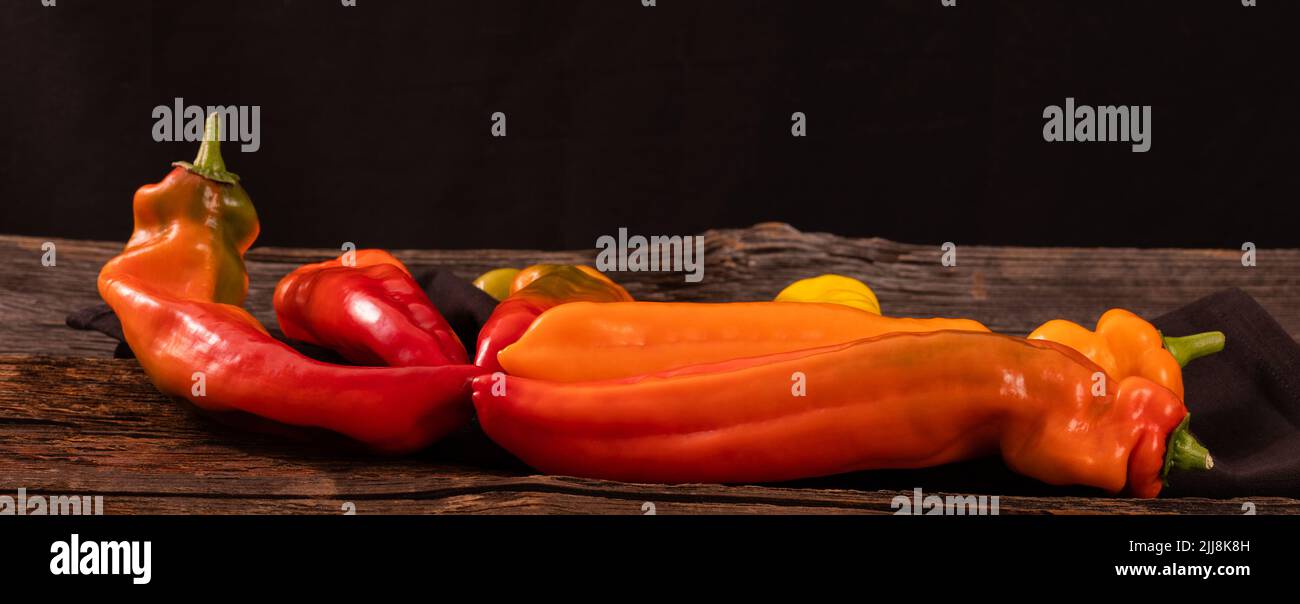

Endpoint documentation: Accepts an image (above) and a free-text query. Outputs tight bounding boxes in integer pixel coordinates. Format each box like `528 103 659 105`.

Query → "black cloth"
411 269 498 358
1152 288 1300 497
65 303 134 359
67 268 498 363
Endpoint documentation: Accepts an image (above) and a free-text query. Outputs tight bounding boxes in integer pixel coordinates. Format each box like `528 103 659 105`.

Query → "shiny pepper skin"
274 249 467 367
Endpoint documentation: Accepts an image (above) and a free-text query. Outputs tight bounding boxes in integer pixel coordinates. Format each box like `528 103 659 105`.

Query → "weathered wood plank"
4 226 1299 514
3 355 1299 514
3 224 1298 357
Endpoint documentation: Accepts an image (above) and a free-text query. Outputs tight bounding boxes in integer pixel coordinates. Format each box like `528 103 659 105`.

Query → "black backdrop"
1 0 1295 250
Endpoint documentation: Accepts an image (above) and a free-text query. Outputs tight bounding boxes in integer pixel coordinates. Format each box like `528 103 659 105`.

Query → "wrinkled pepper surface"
497 301 988 382
274 249 466 367
99 114 480 453
476 330 1212 497
475 264 632 372
1029 309 1225 399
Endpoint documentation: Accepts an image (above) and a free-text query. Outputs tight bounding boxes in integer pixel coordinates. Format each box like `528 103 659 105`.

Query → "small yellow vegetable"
473 268 521 301
775 274 881 315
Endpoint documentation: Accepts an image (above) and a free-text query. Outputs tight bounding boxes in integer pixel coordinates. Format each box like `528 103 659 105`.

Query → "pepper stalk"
172 112 240 184
1163 331 1226 367
1162 414 1214 485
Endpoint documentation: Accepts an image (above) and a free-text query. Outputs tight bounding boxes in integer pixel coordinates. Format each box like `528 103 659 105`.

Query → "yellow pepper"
472 268 521 301
775 274 881 315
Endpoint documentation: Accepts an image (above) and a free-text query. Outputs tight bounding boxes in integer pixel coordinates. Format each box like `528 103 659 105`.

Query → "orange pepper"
509 264 615 294
1028 309 1224 399
497 301 989 382
477 330 1213 497
99 113 259 305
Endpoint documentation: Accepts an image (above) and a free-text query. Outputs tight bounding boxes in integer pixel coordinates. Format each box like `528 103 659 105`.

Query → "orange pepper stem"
1162 415 1213 483
1162 331 1226 367
172 112 240 184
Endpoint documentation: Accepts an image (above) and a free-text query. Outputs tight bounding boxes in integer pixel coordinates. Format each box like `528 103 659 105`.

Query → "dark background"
1 0 1294 250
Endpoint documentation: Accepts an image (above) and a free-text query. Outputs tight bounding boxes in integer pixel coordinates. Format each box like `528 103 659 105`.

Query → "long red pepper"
103 274 482 454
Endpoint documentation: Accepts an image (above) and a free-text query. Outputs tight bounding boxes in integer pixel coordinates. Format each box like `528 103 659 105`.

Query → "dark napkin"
67 268 498 362
66 303 134 359
411 269 498 357
1152 288 1300 497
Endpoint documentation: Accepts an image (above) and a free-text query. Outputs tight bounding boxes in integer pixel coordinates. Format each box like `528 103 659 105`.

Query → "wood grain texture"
4 224 1299 357
2 225 1299 514
4 355 1299 515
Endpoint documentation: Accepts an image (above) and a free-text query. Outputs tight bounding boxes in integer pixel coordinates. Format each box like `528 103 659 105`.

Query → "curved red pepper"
274 249 466 367
102 274 482 455
474 264 632 372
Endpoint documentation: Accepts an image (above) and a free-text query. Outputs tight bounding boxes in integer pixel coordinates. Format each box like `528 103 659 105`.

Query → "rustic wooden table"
3 223 1299 514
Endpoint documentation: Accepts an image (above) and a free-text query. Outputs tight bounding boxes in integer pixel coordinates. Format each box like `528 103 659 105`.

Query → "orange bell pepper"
475 330 1213 497
496 301 989 382
1028 309 1225 400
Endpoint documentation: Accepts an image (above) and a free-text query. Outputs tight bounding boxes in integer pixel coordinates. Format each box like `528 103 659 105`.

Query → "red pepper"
98 114 481 454
274 249 466 367
474 264 632 372
102 274 483 454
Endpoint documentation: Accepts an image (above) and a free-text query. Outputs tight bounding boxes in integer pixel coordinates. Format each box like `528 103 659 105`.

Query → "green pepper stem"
172 112 240 184
1162 415 1214 482
1163 331 1226 367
